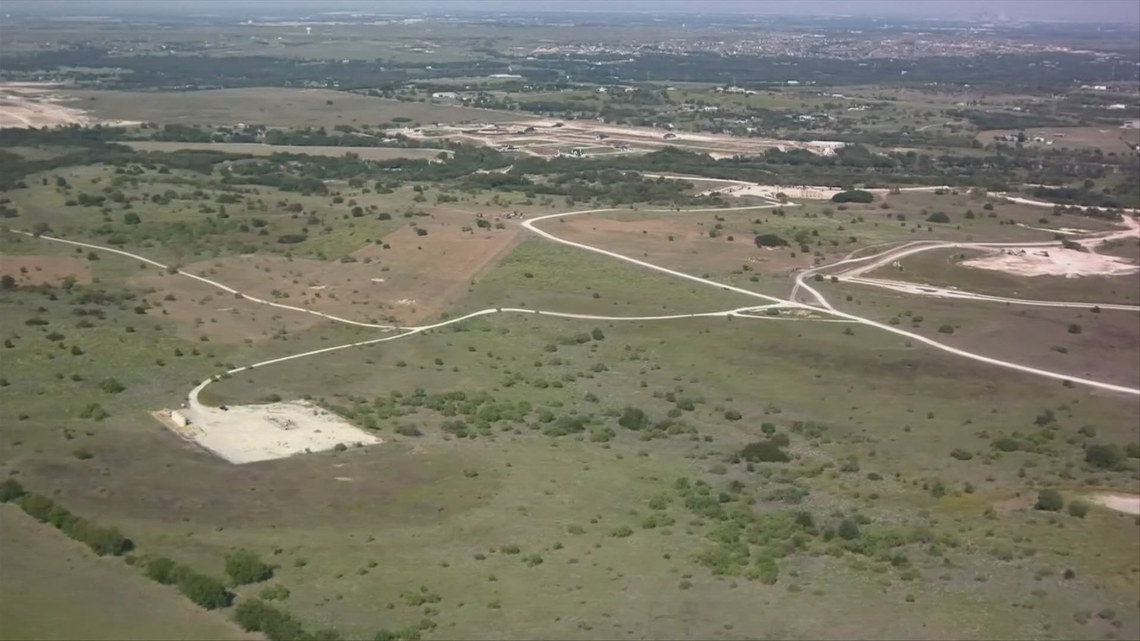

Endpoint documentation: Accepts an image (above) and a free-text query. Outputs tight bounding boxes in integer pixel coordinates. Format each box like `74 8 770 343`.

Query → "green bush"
1085 443 1124 470
178 572 232 610
233 598 310 640
225 548 274 585
1035 489 1064 512
0 478 26 502
837 518 861 541
1067 500 1090 519
926 212 951 223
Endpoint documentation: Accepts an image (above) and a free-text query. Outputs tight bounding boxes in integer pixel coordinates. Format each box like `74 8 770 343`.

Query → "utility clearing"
961 246 1140 278
0 83 137 129
156 401 381 464
1090 493 1140 515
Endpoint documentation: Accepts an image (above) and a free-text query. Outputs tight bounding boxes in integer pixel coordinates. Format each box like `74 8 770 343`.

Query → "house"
431 91 457 99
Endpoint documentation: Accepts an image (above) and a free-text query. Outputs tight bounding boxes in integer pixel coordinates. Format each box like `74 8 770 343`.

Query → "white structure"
171 410 191 427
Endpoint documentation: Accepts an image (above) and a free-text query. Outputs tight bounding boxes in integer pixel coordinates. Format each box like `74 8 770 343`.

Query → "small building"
171 410 191 427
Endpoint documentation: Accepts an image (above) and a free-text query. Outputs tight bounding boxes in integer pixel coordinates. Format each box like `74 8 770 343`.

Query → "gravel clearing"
172 400 381 464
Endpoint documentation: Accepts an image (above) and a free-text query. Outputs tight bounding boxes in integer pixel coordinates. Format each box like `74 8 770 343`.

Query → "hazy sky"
5 0 1140 23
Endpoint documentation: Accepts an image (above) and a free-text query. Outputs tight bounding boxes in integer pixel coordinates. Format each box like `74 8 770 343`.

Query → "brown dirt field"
352 222 523 323
556 213 812 277
177 221 520 326
0 255 92 286
129 271 327 344
844 288 1140 388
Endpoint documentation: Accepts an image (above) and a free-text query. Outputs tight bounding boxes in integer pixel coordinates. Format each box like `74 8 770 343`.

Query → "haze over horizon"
4 0 1139 24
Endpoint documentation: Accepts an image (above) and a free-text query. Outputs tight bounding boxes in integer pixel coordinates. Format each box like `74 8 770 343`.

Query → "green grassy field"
124 141 453 161
68 88 516 128
0 505 251 641
2 116 1139 641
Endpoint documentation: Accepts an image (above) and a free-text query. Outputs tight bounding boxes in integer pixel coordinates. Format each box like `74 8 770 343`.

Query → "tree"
123 212 141 225
831 190 873 204
740 440 790 463
0 274 15 290
1035 489 1064 512
926 212 950 223
754 233 788 248
1084 443 1124 470
618 407 648 431
225 548 274 585
590 327 605 341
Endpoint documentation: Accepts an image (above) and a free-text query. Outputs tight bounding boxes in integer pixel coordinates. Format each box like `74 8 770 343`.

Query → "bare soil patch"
129 270 327 344
0 83 138 129
181 220 520 326
0 254 92 286
352 222 522 323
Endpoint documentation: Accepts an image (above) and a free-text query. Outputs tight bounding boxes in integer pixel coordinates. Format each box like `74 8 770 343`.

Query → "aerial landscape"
0 0 1138 639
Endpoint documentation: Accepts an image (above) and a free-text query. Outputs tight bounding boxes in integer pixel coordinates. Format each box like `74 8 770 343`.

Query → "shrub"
1035 489 1064 512
992 437 1020 452
99 378 125 394
1067 323 1082 334
234 598 309 640
837 518 861 541
748 556 780 584
225 548 274 585
276 234 306 244
950 448 974 461
937 324 955 334
926 212 951 223
724 409 742 421
144 556 183 584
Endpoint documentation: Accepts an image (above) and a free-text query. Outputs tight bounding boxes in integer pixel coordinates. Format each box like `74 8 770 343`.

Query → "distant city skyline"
4 0 1139 24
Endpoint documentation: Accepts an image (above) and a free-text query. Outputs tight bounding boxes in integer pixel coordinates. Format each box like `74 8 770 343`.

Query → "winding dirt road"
9 193 1140 402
